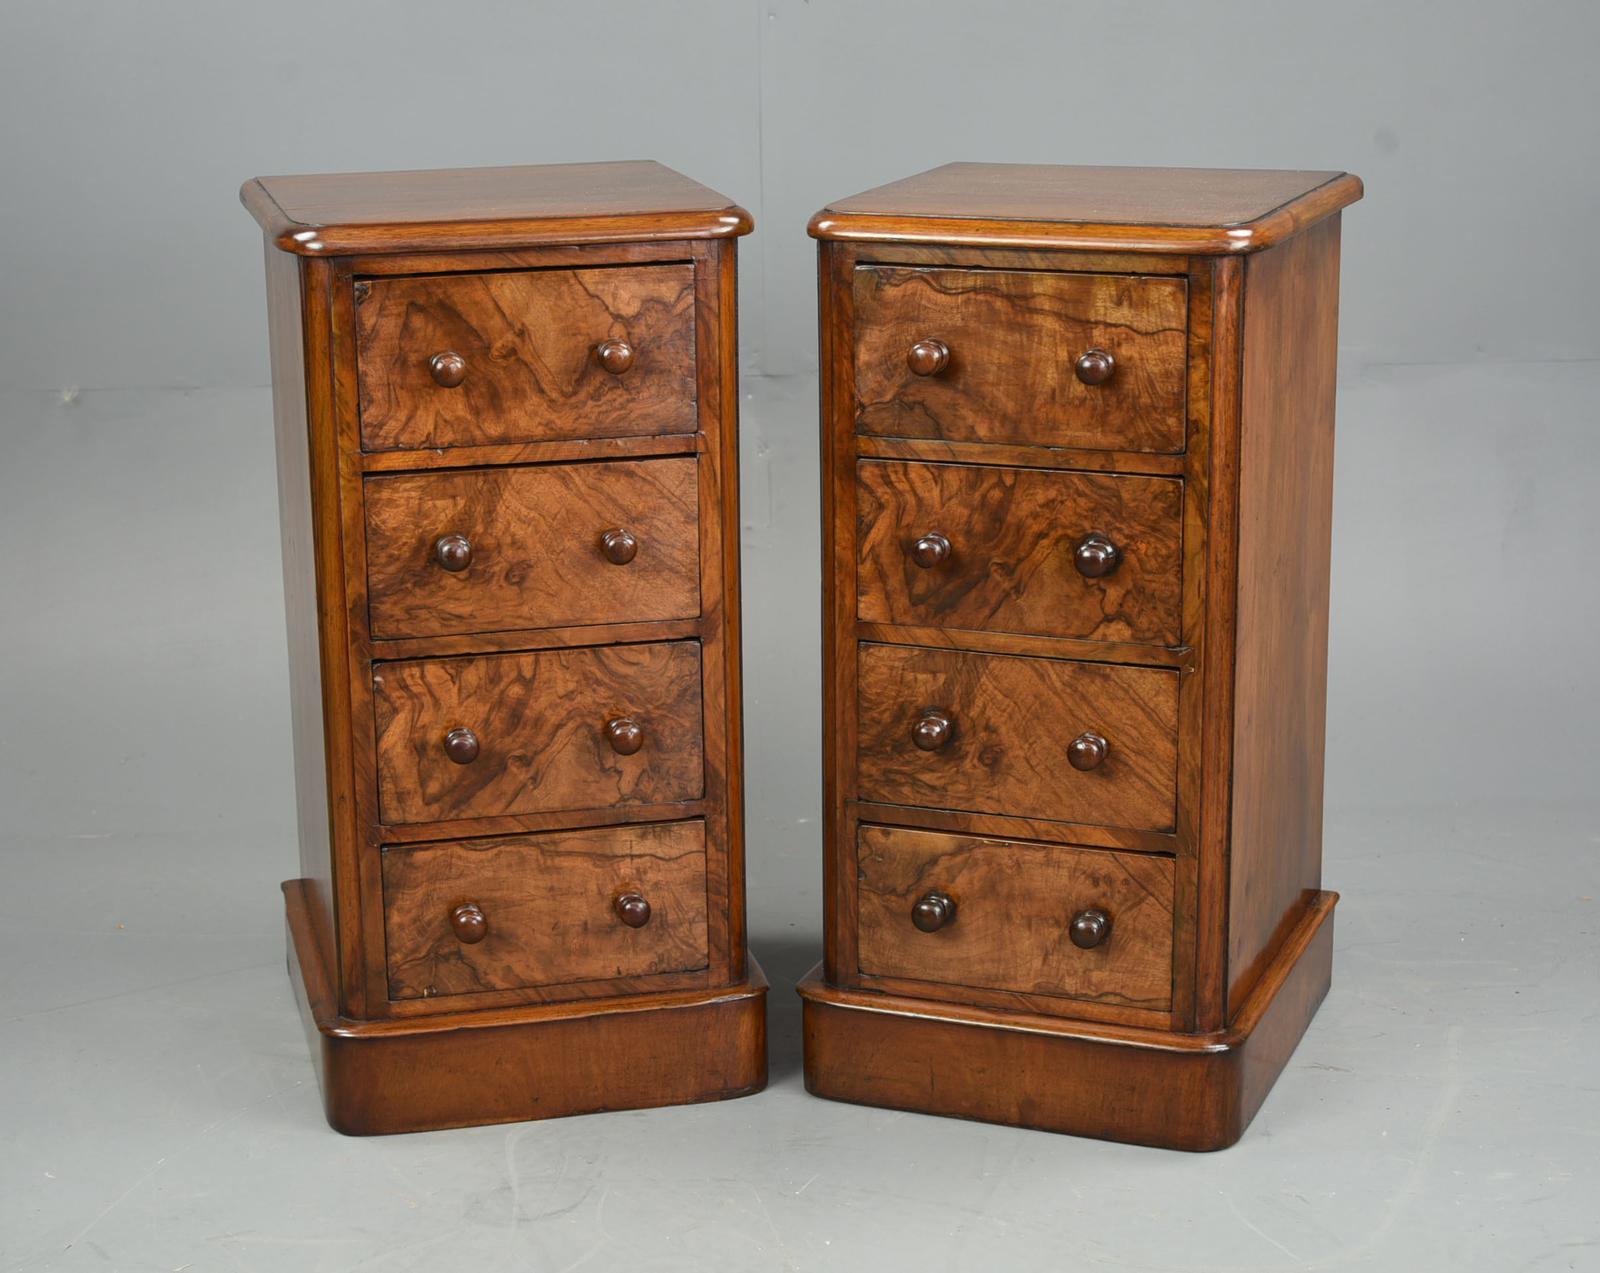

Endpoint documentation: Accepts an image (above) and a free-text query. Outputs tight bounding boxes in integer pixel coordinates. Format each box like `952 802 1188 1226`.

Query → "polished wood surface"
243 160 753 256
812 163 1363 255
856 459 1183 644
1228 215 1343 1011
364 458 699 639
856 826 1174 1010
798 890 1336 1151
355 265 696 450
372 642 703 825
856 643 1179 831
809 164 1357 1146
286 880 766 1136
381 821 708 1000
255 164 762 1132
854 266 1187 452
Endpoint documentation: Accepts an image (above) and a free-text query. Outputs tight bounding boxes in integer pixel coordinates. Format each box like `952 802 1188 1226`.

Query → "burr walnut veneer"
243 161 764 1134
800 163 1362 1149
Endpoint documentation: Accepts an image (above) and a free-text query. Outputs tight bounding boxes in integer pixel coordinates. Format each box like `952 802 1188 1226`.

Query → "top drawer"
853 266 1187 453
356 265 697 452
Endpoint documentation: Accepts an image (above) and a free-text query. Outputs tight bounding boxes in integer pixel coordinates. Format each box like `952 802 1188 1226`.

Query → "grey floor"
2 366 1597 1271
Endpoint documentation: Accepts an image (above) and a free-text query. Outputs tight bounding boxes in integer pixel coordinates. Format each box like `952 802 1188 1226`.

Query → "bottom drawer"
382 820 709 1001
857 825 1174 1010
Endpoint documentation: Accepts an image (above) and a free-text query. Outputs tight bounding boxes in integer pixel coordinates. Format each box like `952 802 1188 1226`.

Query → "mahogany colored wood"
372 642 704 825
355 264 696 451
381 821 708 1001
364 457 700 639
854 266 1188 453
856 643 1179 831
800 890 1336 1151
249 163 762 1134
286 880 767 1135
856 459 1182 645
1228 214 1343 1012
805 163 1359 1148
811 162 1362 255
243 159 753 256
857 826 1174 1010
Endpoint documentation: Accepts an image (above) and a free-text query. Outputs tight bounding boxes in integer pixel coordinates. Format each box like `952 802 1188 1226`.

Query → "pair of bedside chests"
242 160 1361 1150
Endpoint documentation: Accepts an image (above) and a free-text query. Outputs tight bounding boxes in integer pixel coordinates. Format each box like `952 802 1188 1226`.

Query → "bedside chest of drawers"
798 163 1363 1149
242 161 765 1134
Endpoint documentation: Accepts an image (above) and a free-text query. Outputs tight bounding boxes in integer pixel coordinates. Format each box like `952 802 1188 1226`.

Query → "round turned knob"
434 533 473 572
1074 349 1116 386
443 726 480 765
912 891 957 933
907 338 950 377
450 902 487 944
595 339 636 375
428 351 467 388
599 528 638 565
1068 732 1109 772
910 532 951 568
1069 908 1112 949
605 716 644 756
614 892 652 928
1073 532 1121 579
912 709 953 752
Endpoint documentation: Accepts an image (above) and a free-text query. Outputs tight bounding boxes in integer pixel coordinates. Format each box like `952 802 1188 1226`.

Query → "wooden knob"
599 528 638 565
434 533 472 572
605 716 644 756
1069 908 1112 949
614 892 652 928
910 532 951 568
912 891 957 933
429 351 467 388
907 339 950 376
596 339 635 375
1068 732 1109 772
443 726 480 765
1073 532 1121 579
450 902 487 944
1074 349 1116 385
912 709 953 752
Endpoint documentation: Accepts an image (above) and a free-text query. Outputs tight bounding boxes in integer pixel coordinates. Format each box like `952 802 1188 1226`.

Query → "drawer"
373 641 704 825
382 820 709 1000
857 459 1183 645
356 264 697 451
856 644 1178 831
856 825 1173 1010
365 457 700 640
853 266 1187 453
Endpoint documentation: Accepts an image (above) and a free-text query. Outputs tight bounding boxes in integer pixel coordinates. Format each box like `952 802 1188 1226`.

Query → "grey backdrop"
3 3 1598 1270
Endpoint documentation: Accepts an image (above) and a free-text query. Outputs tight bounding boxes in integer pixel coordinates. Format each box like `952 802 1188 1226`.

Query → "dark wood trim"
854 434 1185 475
360 434 699 473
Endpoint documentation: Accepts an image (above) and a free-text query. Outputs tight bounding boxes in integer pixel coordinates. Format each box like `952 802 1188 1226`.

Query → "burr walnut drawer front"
382 820 709 1001
853 266 1188 453
373 641 704 826
364 457 700 640
857 825 1174 1010
355 264 697 451
857 459 1184 645
856 644 1179 832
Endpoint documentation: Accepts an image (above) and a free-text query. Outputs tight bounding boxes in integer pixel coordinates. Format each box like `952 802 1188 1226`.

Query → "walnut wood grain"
372 642 704 825
811 163 1363 256
1228 215 1342 1013
242 160 753 256
381 821 708 1000
856 459 1183 644
356 265 696 451
364 457 699 639
856 643 1179 832
856 825 1174 1010
854 267 1187 453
